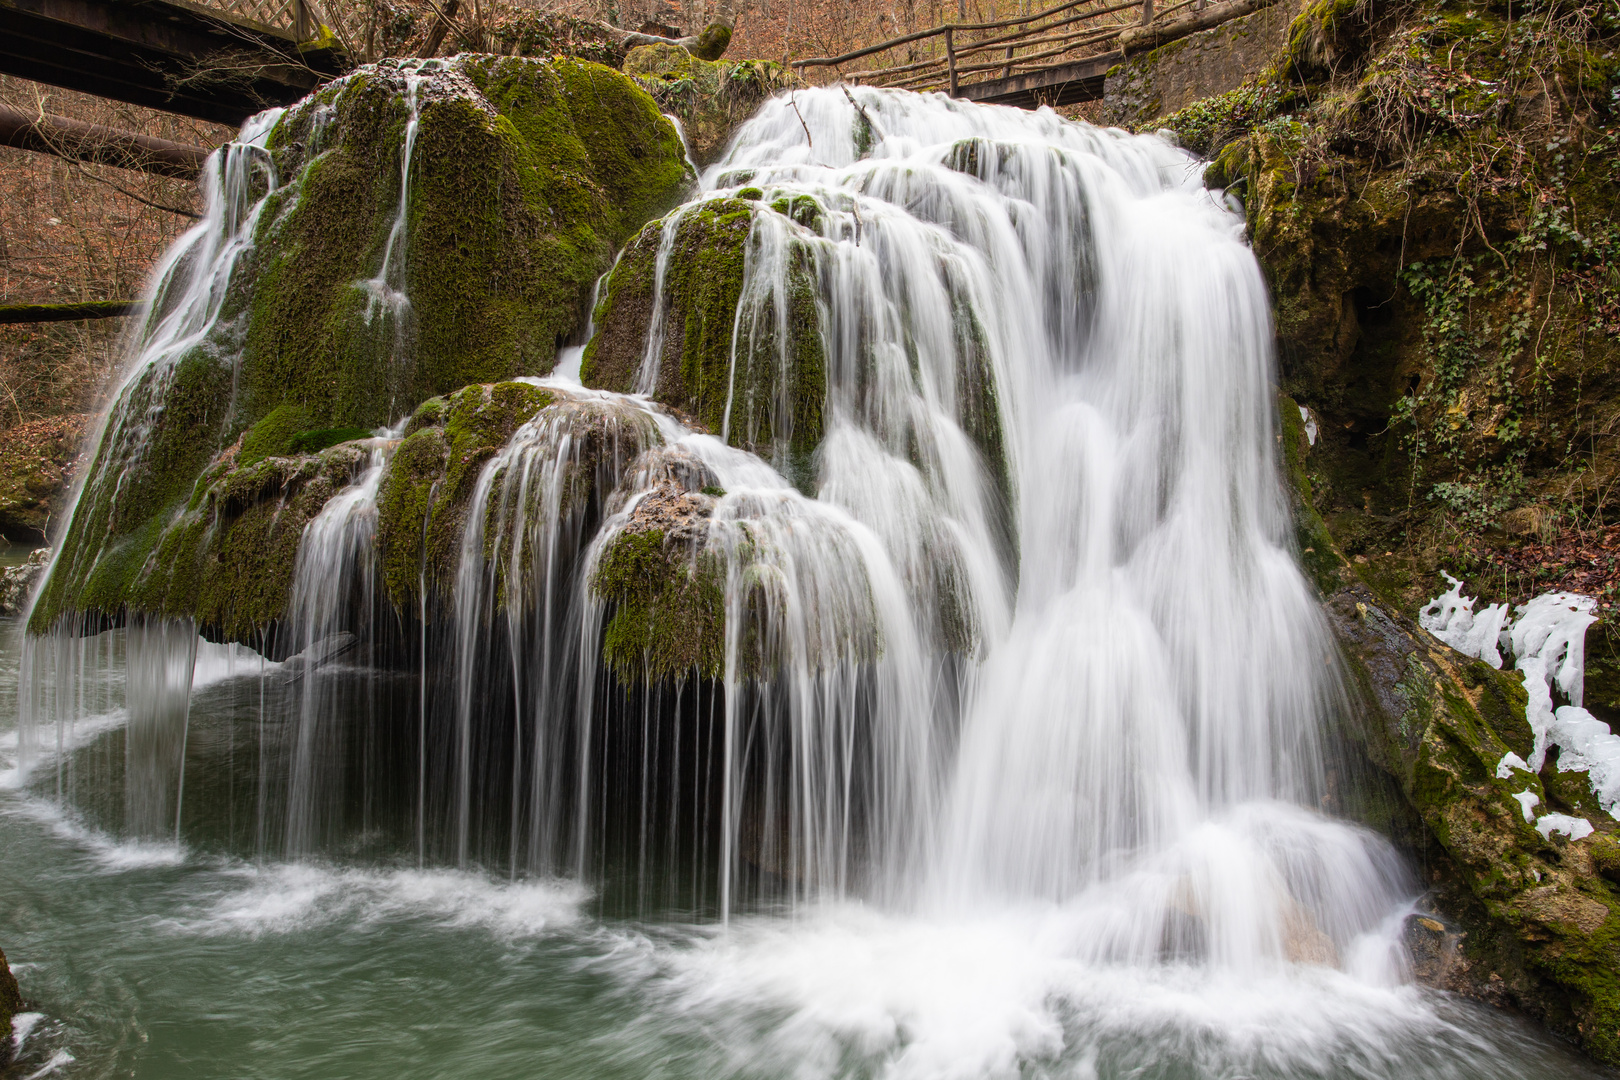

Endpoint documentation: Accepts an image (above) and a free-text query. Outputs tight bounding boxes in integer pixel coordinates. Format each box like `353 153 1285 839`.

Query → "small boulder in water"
0 548 49 616
0 943 22 1064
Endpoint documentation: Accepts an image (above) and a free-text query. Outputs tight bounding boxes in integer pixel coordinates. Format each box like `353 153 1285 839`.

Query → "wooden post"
946 27 958 96
1003 44 1013 78
294 0 310 40
1141 0 1154 24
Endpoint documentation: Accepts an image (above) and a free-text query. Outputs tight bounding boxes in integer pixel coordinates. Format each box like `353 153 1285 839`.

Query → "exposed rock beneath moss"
0 414 87 543
592 479 724 684
0 943 21 1067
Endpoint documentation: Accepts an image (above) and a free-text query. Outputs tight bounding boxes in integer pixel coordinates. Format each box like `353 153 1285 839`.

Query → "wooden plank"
953 50 1119 108
794 0 1103 67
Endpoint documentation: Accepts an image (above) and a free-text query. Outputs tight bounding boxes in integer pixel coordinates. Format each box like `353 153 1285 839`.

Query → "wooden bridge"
795 0 1277 110
0 0 351 124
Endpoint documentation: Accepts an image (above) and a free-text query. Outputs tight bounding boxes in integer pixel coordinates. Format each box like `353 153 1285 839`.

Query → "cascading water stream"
359 60 439 327
21 77 1599 1079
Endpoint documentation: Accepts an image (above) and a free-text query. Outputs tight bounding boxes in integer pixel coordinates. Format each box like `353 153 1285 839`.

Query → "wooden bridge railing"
181 0 355 43
793 0 1212 95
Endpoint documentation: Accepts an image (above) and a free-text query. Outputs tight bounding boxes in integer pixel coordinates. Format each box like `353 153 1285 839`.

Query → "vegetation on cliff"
1194 6 1620 1054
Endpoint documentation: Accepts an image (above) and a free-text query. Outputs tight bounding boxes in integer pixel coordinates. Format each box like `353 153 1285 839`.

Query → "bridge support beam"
0 0 348 125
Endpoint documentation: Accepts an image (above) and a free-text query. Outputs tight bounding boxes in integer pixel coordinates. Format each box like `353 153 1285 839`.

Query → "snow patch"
1534 814 1594 842
1495 752 1530 780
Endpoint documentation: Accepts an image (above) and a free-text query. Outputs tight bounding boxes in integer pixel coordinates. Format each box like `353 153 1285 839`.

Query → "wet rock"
1322 544 1620 1061
0 414 86 543
592 476 724 684
0 548 50 616
0 943 21 1066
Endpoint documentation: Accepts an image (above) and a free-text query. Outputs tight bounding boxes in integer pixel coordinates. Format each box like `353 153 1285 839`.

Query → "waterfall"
13 110 284 827
359 60 440 328
283 441 394 857
562 86 1411 954
18 80 1413 977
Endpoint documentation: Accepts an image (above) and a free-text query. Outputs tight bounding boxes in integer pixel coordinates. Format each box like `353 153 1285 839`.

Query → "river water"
0 81 1611 1077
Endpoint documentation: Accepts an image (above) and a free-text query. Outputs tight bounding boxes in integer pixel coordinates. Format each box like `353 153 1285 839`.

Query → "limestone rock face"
31 57 690 636
1327 576 1620 1062
0 414 86 543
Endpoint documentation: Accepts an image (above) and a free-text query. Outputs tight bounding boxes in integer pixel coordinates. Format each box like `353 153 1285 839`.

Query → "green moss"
690 23 733 63
582 197 827 483
373 381 554 613
240 403 317 465
593 525 724 683
287 426 373 454
1277 393 1348 595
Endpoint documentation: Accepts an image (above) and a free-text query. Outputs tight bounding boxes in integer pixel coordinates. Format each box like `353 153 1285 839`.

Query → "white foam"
0 707 127 791
2 796 185 869
23 1049 74 1080
1534 813 1594 841
9 1012 44 1053
191 638 278 688
598 904 1479 1080
166 863 587 939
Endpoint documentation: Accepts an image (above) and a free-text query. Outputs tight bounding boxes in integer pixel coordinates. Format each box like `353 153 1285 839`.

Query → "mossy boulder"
375 381 555 615
581 197 826 487
1328 579 1620 1061
625 47 798 164
103 441 375 644
31 56 690 636
592 481 725 683
0 943 20 1067
374 381 666 618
